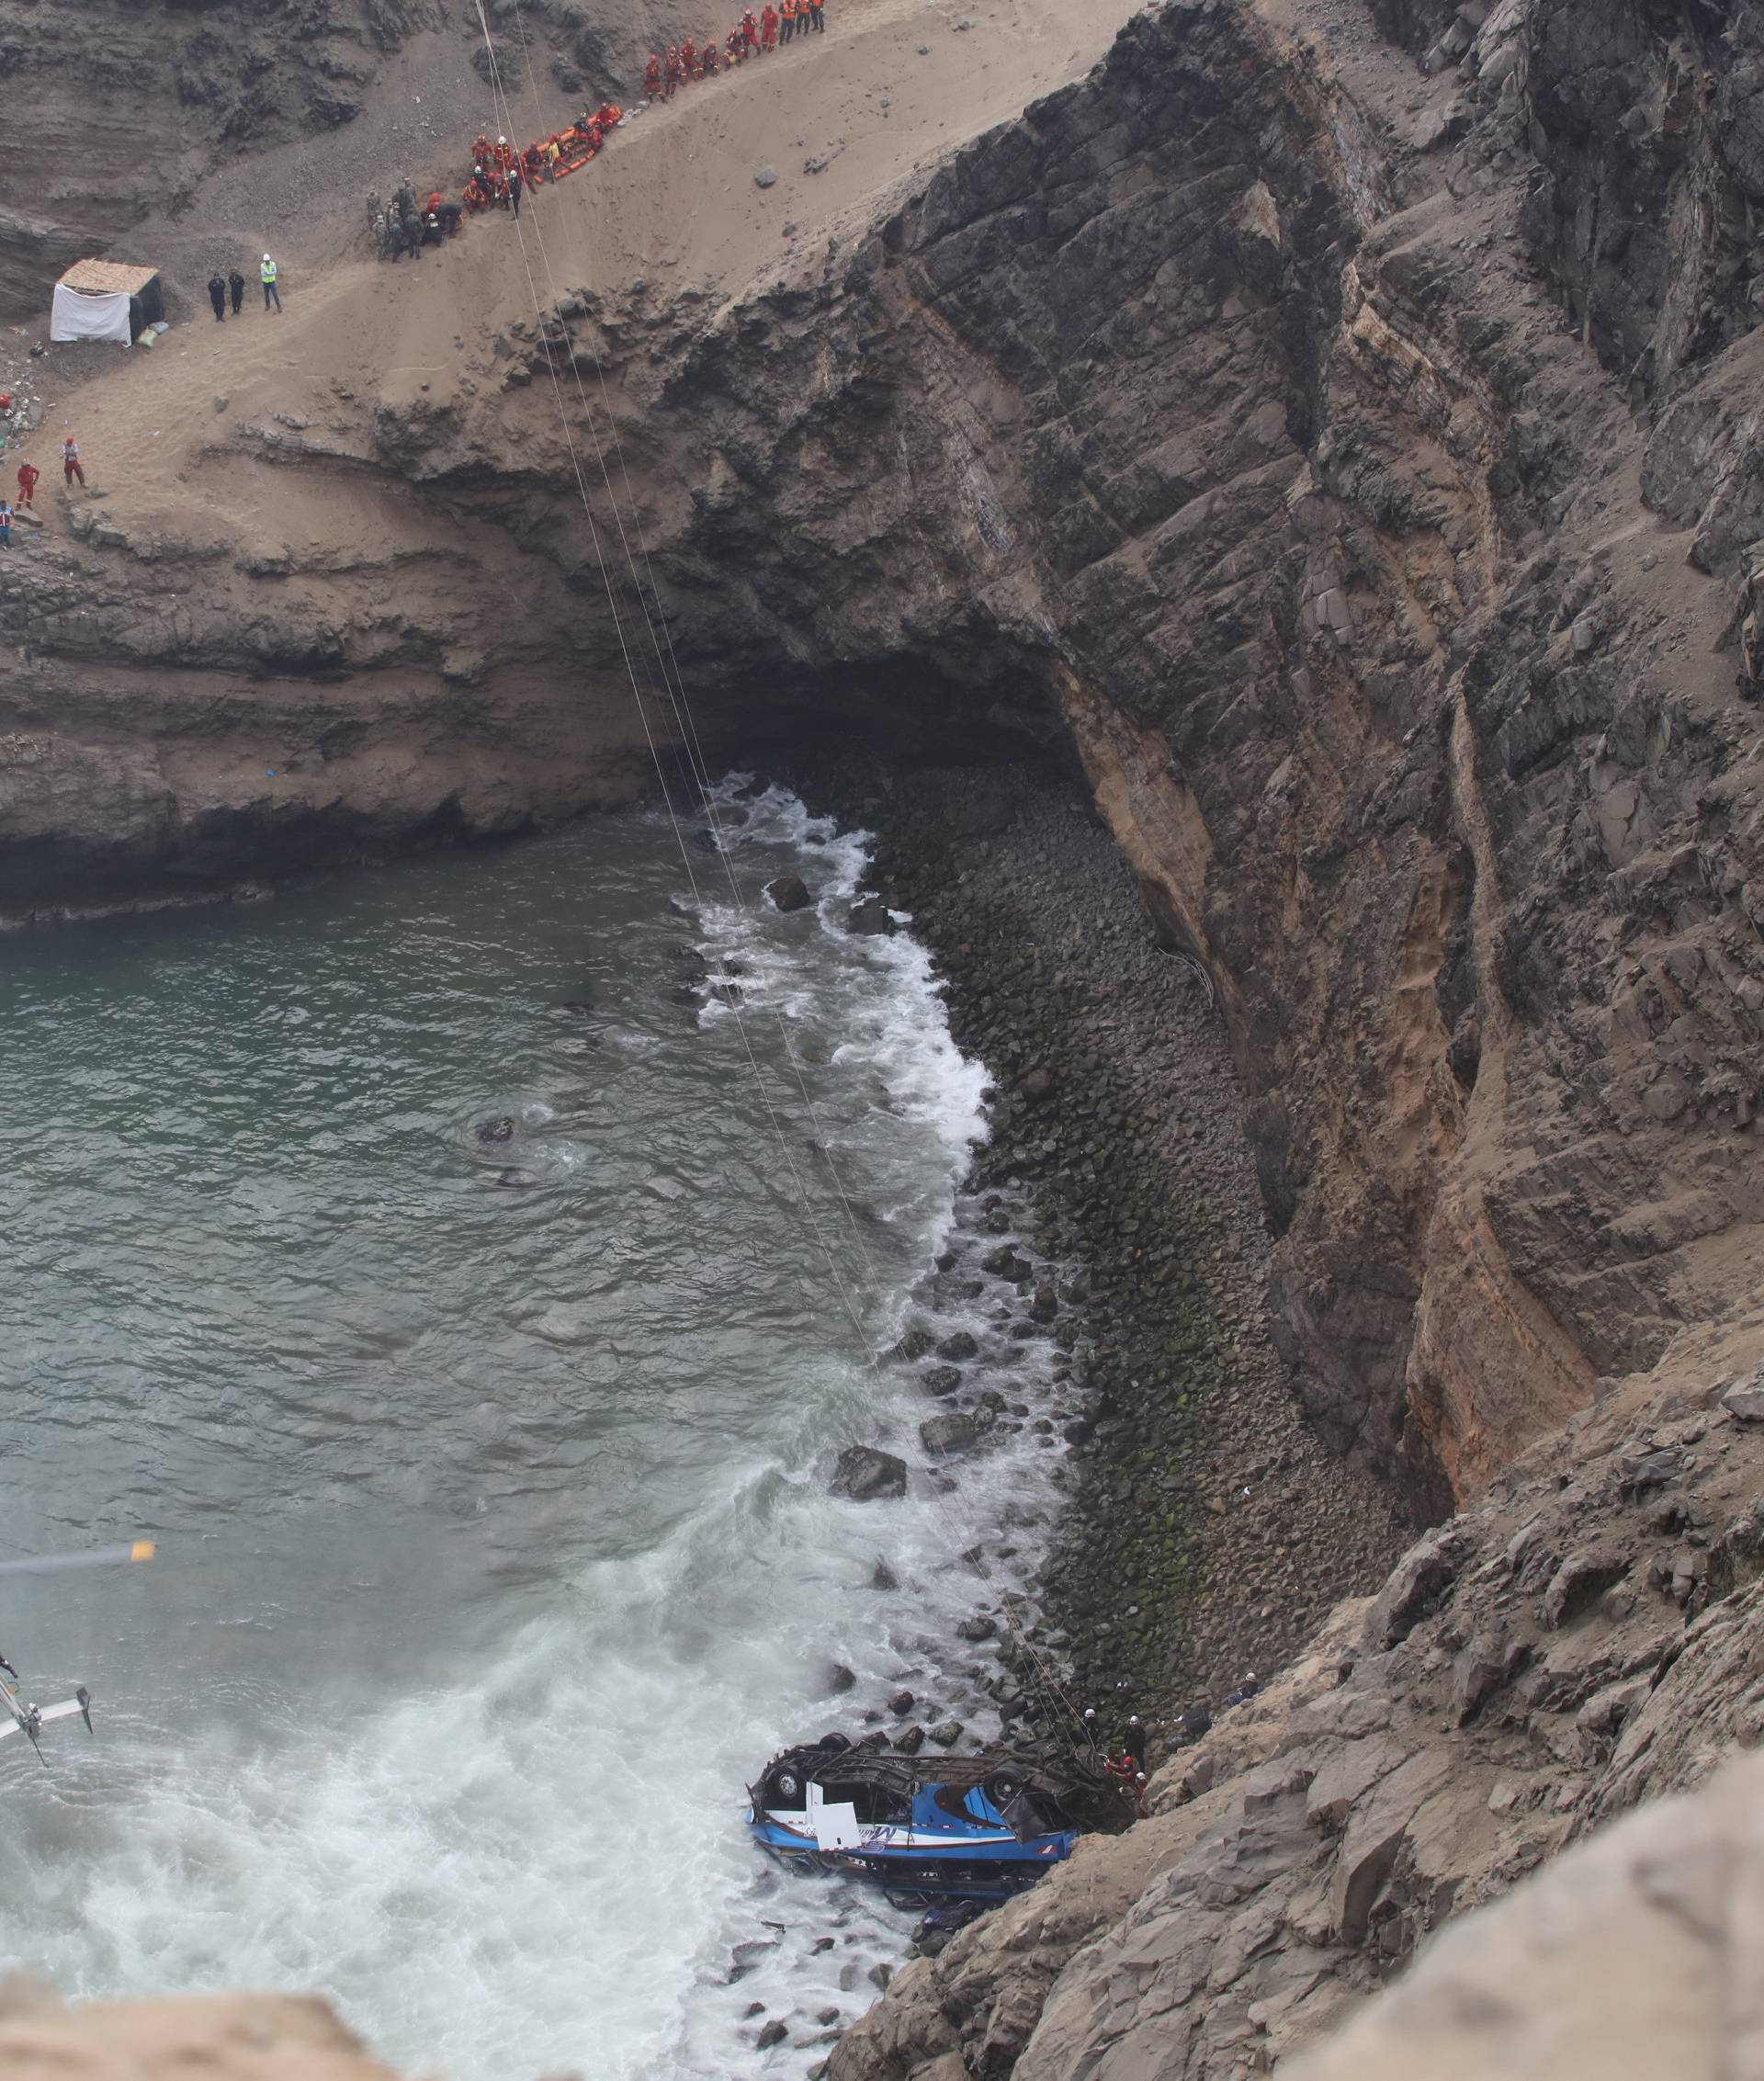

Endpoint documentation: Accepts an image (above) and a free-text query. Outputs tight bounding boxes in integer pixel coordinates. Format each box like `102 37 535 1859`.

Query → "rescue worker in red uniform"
726 29 743 62
645 51 662 95
16 458 40 509
680 36 697 77
741 9 760 48
761 3 778 47
663 45 681 95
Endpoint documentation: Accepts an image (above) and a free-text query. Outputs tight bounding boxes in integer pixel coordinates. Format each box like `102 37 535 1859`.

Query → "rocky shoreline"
784 750 1411 1755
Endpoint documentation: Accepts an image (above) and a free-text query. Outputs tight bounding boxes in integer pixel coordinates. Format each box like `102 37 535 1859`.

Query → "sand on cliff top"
14 0 1144 549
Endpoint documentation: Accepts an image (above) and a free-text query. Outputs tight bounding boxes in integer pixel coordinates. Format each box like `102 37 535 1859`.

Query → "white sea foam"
1 794 1069 2081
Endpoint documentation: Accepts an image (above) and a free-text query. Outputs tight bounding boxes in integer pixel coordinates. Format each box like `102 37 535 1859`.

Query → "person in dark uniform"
229 269 246 315
1124 1714 1147 1770
207 274 227 322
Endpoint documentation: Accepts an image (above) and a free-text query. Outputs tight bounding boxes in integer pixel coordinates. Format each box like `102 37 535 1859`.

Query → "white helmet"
498 135 507 144
263 252 272 261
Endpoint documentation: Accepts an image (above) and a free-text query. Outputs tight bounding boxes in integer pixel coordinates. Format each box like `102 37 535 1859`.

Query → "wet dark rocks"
888 1688 914 1714
831 1445 908 1500
922 1366 963 1397
755 2019 786 2050
1021 1066 1057 1103
1030 1286 1059 1323
557 998 594 1016
870 1556 900 1590
893 1327 935 1362
920 1413 978 1457
955 1613 996 1641
926 1718 964 1747
936 1330 978 1361
980 1246 1032 1281
766 873 811 912
475 1115 516 1144
847 895 898 936
896 1724 925 1754
825 1664 856 1695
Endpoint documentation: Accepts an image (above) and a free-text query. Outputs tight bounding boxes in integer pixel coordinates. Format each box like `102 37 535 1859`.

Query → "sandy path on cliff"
26 0 1146 552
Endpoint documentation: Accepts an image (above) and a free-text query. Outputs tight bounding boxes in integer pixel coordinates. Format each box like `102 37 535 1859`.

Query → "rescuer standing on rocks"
260 254 281 311
16 458 40 509
207 274 227 322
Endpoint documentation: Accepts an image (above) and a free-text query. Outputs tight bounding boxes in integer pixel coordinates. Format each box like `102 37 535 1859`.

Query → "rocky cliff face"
8 0 1763 1517
628 0 1764 1512
827 1323 1764 2081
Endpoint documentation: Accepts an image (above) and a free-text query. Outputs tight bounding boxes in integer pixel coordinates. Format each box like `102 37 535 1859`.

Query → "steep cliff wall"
7 0 1762 1515
622 0 1764 1509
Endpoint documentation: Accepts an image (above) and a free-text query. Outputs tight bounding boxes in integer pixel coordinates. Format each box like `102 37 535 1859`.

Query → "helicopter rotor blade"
0 1541 156 1578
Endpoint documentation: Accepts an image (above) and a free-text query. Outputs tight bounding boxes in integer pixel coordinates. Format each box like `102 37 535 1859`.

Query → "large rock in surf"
831 1444 908 1500
920 1412 978 1457
766 874 812 913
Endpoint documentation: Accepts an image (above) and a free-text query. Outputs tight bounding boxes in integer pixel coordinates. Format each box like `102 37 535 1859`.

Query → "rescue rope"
468 3 1091 1752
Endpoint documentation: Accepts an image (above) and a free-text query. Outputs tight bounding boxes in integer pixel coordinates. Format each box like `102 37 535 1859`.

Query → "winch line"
479 12 1092 1755
469 6 885 1377
491 7 895 1308
469 11 1091 1752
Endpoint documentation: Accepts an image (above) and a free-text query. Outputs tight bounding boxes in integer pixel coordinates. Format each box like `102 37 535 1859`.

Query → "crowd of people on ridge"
364 3 834 258
646 0 828 95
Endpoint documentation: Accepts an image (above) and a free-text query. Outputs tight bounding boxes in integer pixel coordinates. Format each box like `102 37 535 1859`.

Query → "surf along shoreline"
778 747 1412 1780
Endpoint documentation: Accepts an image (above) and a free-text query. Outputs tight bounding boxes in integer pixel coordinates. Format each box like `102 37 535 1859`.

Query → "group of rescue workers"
646 0 828 95
368 3 832 257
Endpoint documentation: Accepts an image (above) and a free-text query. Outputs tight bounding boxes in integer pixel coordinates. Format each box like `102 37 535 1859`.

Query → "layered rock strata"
15 0 1762 1513
829 1324 1764 2081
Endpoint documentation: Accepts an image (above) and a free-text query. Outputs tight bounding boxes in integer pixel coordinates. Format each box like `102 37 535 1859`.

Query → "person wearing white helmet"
259 253 281 312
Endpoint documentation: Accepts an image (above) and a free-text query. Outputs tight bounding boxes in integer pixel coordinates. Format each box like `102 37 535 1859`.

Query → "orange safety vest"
782 0 795 16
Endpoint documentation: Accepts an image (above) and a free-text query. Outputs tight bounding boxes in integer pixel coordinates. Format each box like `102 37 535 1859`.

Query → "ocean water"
0 788 1069 2077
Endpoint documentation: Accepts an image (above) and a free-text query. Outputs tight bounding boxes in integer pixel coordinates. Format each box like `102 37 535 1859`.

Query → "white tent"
50 259 164 345
51 284 132 345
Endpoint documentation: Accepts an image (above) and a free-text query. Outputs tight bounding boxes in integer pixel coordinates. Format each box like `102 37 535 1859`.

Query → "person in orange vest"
761 3 778 47
780 0 797 42
808 0 825 28
597 101 622 128
663 44 681 95
16 458 40 509
644 51 662 95
680 35 697 76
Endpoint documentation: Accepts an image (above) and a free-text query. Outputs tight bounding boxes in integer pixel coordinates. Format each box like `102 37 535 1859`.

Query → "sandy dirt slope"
17 0 1147 536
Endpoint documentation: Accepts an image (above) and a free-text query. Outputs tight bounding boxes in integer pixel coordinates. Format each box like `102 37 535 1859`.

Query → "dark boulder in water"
922 1366 963 1397
476 1115 516 1144
892 1327 935 1362
936 1330 978 1362
921 1413 978 1457
767 874 812 913
495 1167 539 1189
871 1556 901 1591
831 1445 908 1501
826 1663 857 1695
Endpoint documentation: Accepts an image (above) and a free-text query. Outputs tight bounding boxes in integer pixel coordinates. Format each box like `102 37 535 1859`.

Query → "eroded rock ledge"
829 1324 1764 2081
